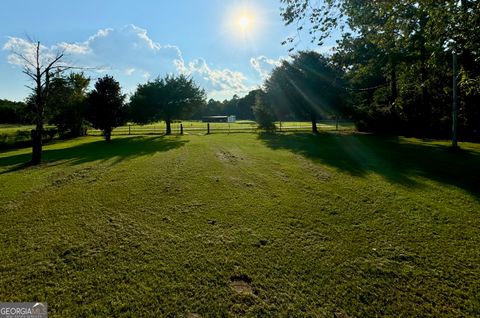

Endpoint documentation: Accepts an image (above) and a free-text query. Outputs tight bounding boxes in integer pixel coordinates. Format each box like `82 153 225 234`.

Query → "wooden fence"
87 120 354 136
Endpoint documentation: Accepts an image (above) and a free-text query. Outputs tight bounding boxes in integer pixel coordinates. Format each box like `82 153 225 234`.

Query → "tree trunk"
419 12 429 135
31 57 44 165
452 52 459 148
311 115 318 134
390 62 398 104
420 55 429 135
104 129 112 143
31 127 42 165
166 119 172 135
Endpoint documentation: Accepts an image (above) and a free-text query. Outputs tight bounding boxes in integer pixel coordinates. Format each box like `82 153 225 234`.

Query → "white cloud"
2 24 254 100
177 58 254 99
3 37 59 67
250 55 290 80
56 42 91 55
125 68 136 76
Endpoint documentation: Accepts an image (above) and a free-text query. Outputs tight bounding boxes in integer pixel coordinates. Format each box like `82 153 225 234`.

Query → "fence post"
128 125 131 135
336 116 339 131
279 121 282 132
207 123 210 135
180 123 183 135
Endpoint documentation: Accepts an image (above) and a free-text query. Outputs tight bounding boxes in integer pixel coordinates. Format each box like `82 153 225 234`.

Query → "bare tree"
14 40 67 164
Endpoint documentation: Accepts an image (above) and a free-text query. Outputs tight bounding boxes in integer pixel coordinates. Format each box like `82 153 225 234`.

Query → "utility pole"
452 51 459 148
452 0 468 148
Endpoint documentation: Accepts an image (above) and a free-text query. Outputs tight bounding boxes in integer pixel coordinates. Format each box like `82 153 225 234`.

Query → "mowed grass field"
0 132 479 317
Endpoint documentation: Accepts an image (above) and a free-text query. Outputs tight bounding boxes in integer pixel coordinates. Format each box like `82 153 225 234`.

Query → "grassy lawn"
0 132 479 317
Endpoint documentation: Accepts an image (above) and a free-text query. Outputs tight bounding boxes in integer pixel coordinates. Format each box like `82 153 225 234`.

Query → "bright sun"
224 5 263 41
238 15 252 31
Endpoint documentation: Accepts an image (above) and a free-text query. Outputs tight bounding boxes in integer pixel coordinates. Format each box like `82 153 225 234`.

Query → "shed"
202 116 228 123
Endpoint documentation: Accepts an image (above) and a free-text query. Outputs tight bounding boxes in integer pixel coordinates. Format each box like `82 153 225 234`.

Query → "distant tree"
222 94 239 117
129 75 206 135
48 73 90 137
86 75 126 142
265 51 345 133
236 89 261 120
253 91 276 131
0 99 27 124
190 98 223 119
12 40 67 164
207 99 224 116
186 89 268 120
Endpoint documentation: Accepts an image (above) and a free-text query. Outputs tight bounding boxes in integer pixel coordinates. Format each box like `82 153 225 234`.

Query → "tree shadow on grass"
0 136 188 174
259 132 480 199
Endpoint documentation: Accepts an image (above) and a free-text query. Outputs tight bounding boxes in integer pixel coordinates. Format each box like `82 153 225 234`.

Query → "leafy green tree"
253 91 276 131
48 73 90 137
280 0 480 140
86 75 126 142
129 75 206 135
265 51 346 133
236 90 261 120
221 94 239 118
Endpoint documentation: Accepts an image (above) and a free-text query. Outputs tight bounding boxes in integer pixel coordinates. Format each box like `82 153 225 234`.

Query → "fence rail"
87 121 354 136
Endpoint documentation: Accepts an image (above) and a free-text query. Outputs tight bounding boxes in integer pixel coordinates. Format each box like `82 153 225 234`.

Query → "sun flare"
224 4 265 43
238 15 252 31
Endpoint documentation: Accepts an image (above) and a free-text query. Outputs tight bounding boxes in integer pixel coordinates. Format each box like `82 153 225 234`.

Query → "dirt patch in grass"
297 156 331 181
50 166 99 187
274 170 289 181
230 275 253 294
334 310 350 318
217 149 243 164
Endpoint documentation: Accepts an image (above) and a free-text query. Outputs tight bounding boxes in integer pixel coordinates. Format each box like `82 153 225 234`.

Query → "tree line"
0 99 29 124
279 0 480 141
0 86 273 128
1 50 348 139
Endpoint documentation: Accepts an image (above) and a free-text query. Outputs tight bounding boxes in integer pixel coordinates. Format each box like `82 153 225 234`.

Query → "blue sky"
0 0 337 101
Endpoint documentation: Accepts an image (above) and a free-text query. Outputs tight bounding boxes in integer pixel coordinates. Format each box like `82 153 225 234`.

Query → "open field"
0 121 355 148
0 127 33 149
0 124 37 134
0 124 57 149
0 132 479 316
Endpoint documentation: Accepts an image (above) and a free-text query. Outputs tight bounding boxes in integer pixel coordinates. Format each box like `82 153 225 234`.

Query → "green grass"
0 124 36 134
0 124 57 149
0 133 479 317
0 124 34 145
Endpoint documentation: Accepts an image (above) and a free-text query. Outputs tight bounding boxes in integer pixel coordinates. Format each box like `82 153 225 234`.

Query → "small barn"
202 116 227 123
202 116 236 123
